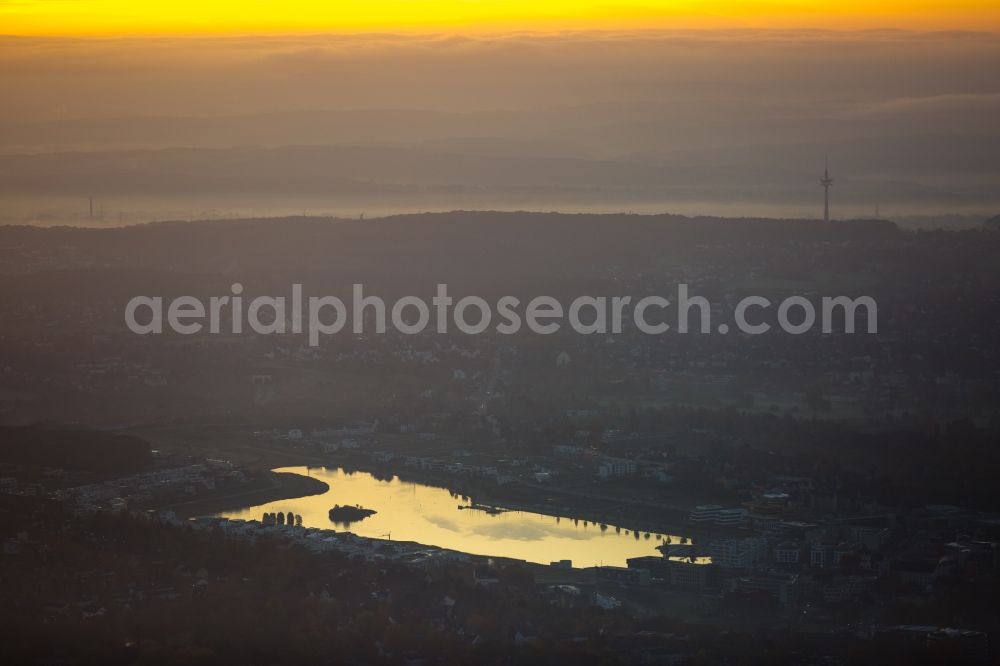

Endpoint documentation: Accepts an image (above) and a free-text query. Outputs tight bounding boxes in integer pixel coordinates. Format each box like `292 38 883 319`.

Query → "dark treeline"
0 426 151 473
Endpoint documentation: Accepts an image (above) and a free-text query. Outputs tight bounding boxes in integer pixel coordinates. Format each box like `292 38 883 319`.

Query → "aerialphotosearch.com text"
125 283 878 346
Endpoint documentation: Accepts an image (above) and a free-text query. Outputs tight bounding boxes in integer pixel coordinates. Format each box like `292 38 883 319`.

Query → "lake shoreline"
161 471 329 518
303 460 741 545
216 465 734 567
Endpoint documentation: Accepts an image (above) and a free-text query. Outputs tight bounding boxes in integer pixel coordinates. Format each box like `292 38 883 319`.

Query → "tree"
805 385 832 413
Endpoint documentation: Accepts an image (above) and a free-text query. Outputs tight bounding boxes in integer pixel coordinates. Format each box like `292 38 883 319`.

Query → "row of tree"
261 511 302 527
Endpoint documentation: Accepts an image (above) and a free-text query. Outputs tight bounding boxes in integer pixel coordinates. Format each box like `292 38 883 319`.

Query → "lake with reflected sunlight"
219 466 697 567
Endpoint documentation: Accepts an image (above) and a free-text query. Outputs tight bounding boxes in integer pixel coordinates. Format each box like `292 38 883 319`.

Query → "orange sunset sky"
2 1 999 35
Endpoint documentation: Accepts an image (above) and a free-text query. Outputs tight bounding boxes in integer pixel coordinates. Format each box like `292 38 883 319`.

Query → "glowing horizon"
2 1 999 37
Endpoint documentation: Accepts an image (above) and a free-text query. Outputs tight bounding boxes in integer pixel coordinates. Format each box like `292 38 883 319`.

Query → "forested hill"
0 211 899 287
0 426 151 474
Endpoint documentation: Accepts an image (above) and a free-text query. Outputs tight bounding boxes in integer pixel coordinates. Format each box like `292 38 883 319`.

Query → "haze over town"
2 4 1000 664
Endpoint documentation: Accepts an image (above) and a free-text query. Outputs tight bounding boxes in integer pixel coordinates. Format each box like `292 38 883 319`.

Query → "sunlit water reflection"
219 466 695 567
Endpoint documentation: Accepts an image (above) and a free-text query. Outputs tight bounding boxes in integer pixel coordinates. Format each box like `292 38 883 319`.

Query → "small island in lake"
328 504 377 524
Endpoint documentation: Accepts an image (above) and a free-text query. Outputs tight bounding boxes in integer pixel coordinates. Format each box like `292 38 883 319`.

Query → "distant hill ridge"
0 211 913 303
